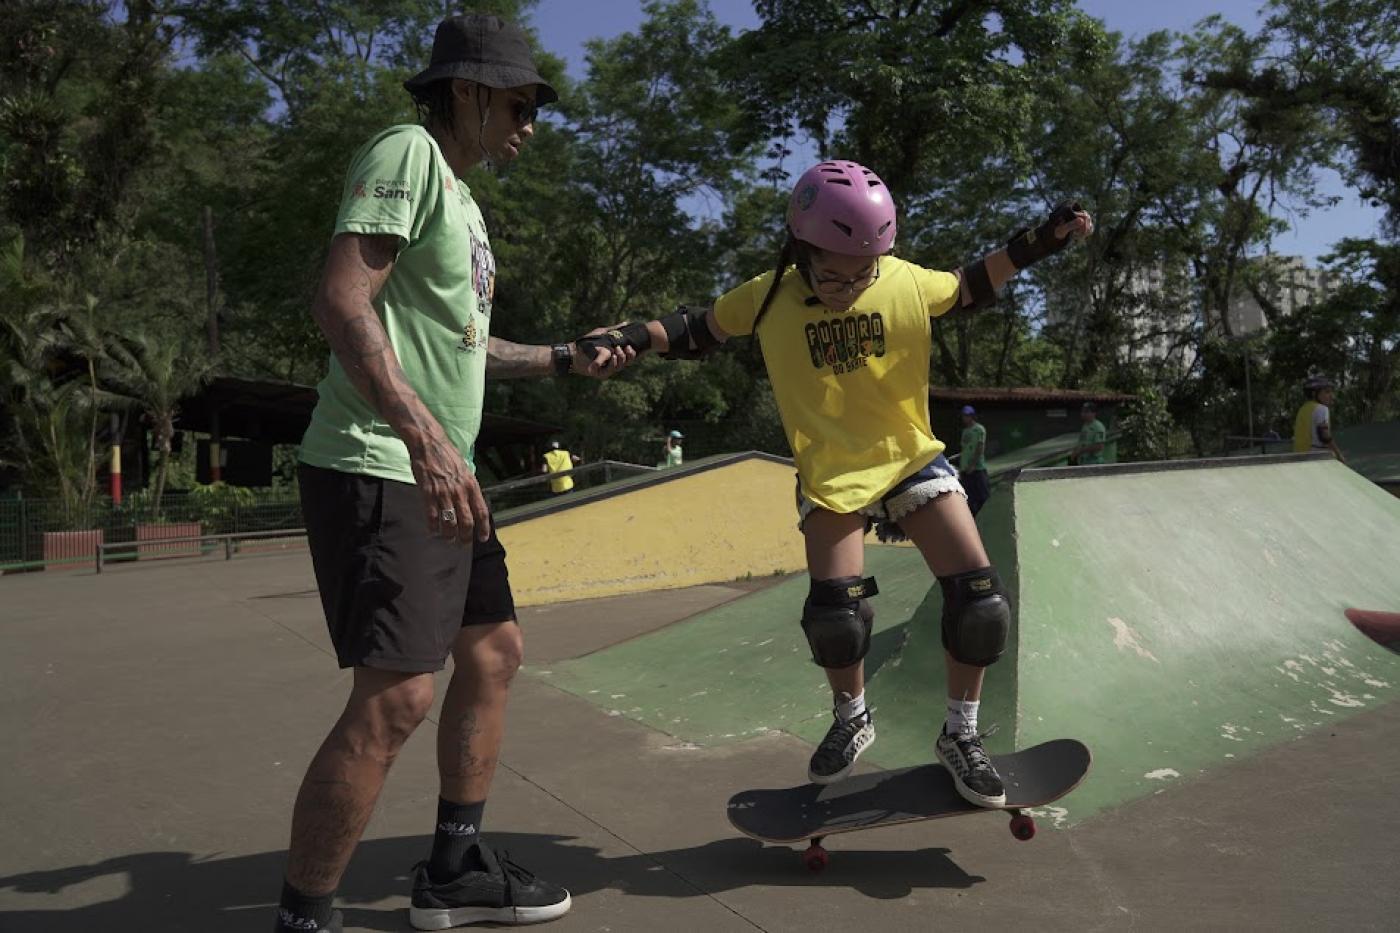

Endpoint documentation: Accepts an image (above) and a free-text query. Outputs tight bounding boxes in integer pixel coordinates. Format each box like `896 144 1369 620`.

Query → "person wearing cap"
1072 402 1107 466
1294 375 1346 462
541 439 580 493
663 429 684 467
281 14 621 933
958 406 990 516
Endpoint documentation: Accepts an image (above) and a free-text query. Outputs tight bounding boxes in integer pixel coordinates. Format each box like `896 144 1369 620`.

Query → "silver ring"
440 508 457 524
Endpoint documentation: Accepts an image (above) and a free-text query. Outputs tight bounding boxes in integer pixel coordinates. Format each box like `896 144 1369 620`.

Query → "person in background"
1294 375 1346 463
958 405 990 516
663 429 684 468
541 439 581 494
1072 402 1107 465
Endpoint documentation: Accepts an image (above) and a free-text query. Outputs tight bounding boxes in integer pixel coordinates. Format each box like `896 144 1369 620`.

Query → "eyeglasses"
811 259 880 295
508 97 538 127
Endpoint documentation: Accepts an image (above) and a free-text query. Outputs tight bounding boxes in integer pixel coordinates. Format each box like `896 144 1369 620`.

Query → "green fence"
0 459 662 571
0 488 304 571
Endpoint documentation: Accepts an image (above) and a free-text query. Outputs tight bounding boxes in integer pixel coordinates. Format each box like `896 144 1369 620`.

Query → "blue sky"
530 0 1384 263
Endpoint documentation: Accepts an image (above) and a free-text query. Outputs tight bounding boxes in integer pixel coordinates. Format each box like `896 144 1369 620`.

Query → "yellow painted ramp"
496 452 805 606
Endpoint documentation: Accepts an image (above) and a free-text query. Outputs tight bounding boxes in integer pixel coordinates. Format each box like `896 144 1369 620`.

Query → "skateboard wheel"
1009 813 1036 841
802 843 829 872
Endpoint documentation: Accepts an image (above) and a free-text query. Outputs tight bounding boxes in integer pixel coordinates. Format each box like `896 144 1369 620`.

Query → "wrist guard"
573 321 652 362
658 305 719 360
1005 201 1083 270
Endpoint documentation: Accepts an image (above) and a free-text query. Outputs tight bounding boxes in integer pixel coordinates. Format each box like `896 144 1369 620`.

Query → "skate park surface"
4 453 1400 931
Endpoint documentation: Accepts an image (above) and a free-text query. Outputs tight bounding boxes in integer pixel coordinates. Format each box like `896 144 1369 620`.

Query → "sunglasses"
508 97 538 127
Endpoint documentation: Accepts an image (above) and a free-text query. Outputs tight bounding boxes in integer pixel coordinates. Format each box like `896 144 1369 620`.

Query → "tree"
0 235 103 512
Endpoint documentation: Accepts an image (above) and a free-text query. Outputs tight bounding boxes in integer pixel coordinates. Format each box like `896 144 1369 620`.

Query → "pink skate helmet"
786 161 896 256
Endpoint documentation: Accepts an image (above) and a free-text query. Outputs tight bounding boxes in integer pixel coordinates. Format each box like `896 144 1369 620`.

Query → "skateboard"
726 738 1091 871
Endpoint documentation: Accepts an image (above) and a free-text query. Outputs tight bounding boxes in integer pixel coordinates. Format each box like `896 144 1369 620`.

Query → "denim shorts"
795 453 966 542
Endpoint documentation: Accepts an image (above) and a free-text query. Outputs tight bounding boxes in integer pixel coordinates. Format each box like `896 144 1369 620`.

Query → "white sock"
946 698 980 736
835 691 867 722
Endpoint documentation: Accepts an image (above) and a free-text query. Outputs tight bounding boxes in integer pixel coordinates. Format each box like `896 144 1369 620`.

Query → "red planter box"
42 530 105 569
136 522 203 559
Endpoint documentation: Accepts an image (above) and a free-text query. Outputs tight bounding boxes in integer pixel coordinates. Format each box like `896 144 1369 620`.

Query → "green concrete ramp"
539 453 1400 824
1008 453 1400 818
539 545 967 757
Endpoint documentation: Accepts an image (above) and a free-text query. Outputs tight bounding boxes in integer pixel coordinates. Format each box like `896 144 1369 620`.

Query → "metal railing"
2 459 658 572
481 460 658 512
990 431 1123 483
95 528 307 573
1223 434 1294 456
0 489 304 571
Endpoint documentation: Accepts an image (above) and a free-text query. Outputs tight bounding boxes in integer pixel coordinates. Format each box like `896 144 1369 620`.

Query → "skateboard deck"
1346 608 1400 654
727 738 1090 867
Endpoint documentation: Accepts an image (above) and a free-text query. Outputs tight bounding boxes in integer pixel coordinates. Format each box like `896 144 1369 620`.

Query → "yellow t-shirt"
1293 400 1328 452
714 257 960 513
543 448 574 493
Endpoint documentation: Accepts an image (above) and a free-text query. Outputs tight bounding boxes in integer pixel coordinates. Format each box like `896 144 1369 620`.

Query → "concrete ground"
3 550 1400 932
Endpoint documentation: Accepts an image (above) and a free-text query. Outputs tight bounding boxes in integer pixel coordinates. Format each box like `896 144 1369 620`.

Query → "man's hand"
572 322 640 378
1054 208 1095 242
408 433 491 545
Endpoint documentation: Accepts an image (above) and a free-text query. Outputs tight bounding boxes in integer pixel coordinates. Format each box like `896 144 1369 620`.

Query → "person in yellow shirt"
1293 375 1346 463
573 161 1092 807
540 440 580 494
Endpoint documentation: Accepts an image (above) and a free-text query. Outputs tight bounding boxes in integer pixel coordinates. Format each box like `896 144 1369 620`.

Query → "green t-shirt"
300 124 494 483
665 445 683 468
1078 419 1107 465
959 422 987 472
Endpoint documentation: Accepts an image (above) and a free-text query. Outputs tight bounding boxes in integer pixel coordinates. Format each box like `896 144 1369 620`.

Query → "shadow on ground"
0 832 984 932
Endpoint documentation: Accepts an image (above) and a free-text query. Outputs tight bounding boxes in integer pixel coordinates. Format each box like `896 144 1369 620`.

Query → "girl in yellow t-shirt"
584 161 1092 807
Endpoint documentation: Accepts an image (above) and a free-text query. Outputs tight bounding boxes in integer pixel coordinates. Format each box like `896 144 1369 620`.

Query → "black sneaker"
409 842 571 929
808 710 875 784
935 727 1007 807
274 908 342 932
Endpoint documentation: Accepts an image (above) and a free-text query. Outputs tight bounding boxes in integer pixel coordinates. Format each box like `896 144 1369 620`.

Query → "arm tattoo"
486 336 553 379
311 233 440 450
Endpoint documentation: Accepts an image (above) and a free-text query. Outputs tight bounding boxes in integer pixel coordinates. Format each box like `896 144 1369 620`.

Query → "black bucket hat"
404 14 558 106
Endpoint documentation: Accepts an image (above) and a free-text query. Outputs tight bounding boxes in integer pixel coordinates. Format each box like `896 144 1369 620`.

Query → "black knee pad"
801 576 878 669
939 567 1010 667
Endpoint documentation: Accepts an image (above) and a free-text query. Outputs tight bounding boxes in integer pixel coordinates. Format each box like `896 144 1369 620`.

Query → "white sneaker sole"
409 892 572 929
808 724 876 785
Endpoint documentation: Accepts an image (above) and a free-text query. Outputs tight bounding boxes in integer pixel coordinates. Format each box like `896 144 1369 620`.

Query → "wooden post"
203 206 220 356
203 207 224 483
109 412 123 504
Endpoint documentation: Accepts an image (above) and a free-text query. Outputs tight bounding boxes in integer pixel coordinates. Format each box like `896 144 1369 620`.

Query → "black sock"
275 879 334 932
427 796 486 881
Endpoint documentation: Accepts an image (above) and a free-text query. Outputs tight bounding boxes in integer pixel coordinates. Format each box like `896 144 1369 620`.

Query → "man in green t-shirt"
1073 402 1108 465
958 405 991 516
276 16 632 933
